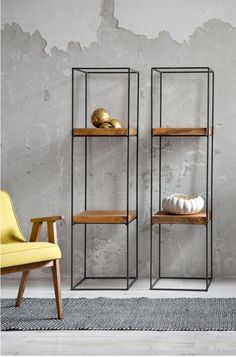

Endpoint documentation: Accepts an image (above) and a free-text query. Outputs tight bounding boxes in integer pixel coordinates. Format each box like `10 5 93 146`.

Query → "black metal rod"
206 69 210 220
74 71 137 75
136 71 139 279
151 277 160 288
207 277 212 290
74 135 133 137
151 278 212 291
73 68 138 74
211 71 215 279
152 134 210 138
159 72 162 278
72 287 133 291
74 67 131 70
154 71 212 74
74 221 137 225
152 67 214 74
73 277 86 289
84 73 88 278
153 67 211 69
206 224 209 291
75 69 87 74
151 287 209 292
130 68 139 73
85 276 137 279
207 69 210 128
160 276 212 279
126 68 131 289
150 69 154 289
72 277 137 291
71 68 74 289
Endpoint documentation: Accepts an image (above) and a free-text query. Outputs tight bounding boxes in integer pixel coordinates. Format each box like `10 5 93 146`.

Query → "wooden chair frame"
1 215 64 319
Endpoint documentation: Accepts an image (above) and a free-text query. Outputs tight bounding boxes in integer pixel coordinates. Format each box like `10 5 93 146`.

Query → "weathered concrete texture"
1 0 236 278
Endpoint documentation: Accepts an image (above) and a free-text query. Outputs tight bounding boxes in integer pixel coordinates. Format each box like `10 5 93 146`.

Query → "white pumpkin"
162 194 204 215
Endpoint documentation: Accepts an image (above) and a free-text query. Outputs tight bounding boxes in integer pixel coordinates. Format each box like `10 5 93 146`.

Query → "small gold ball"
91 108 111 128
109 119 122 128
99 122 113 128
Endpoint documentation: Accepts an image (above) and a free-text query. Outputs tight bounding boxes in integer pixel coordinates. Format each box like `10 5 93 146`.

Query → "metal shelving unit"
150 67 214 291
71 67 139 290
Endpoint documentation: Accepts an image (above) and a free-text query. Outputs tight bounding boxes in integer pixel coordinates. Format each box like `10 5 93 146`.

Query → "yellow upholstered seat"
0 190 61 267
1 190 25 244
0 189 63 319
1 242 61 268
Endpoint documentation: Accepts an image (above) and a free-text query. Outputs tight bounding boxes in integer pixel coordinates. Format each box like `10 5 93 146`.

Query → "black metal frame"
71 67 139 290
150 67 214 291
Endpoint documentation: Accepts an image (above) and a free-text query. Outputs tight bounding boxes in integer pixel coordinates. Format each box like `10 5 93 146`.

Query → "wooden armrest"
30 216 63 243
30 215 64 223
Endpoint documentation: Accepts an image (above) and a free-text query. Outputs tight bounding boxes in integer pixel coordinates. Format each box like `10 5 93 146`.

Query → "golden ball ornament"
99 122 113 128
91 108 111 128
109 119 122 128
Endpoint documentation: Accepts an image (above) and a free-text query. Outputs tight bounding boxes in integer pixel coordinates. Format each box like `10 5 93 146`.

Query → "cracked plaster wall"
1 0 236 279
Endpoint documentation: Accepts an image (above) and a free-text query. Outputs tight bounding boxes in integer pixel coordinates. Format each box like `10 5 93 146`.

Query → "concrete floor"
1 277 236 356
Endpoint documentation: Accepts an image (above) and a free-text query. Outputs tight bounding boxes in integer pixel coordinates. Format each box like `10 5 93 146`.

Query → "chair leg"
16 271 30 307
51 259 63 319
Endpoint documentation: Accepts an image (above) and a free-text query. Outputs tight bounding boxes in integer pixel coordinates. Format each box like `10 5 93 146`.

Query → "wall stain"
43 89 51 102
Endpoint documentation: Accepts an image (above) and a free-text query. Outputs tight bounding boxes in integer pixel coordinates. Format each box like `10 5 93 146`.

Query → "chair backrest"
0 190 25 244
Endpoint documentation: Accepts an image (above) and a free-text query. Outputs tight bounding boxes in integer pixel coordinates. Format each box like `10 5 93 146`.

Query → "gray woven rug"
1 298 236 331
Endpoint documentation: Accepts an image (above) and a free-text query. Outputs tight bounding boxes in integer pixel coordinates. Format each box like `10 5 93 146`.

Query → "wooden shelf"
152 210 211 225
73 210 137 224
152 128 212 136
73 128 137 137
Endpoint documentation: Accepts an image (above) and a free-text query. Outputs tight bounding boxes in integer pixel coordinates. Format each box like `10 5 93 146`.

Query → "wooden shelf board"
152 128 212 136
73 128 137 137
73 210 137 224
152 210 211 225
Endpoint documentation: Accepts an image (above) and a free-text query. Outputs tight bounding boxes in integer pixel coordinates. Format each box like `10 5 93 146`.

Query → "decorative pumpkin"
162 194 204 215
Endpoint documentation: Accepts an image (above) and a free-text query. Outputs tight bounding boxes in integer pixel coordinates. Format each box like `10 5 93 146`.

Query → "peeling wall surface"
1 0 236 278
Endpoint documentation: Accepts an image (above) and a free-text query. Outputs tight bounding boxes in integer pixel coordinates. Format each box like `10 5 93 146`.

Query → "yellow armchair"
0 190 63 319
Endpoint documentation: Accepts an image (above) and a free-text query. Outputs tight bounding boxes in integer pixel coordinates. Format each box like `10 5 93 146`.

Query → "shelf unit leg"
126 223 129 290
159 225 161 278
136 71 139 280
206 224 209 291
71 68 74 289
84 224 87 279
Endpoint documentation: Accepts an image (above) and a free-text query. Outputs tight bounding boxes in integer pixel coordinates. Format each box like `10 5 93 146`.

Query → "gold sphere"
109 119 122 128
91 108 111 128
99 122 113 128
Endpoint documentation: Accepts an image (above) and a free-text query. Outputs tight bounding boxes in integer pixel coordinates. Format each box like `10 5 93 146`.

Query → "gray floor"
1 277 236 356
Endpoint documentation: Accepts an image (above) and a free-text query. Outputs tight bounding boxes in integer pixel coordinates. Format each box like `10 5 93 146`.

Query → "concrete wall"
1 0 236 279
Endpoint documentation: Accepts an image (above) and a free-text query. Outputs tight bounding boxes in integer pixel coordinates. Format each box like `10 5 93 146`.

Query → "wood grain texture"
29 222 42 242
152 210 211 225
15 271 30 307
47 221 58 244
73 210 137 224
30 216 64 223
1 261 53 275
73 128 137 136
51 259 63 319
152 128 212 136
